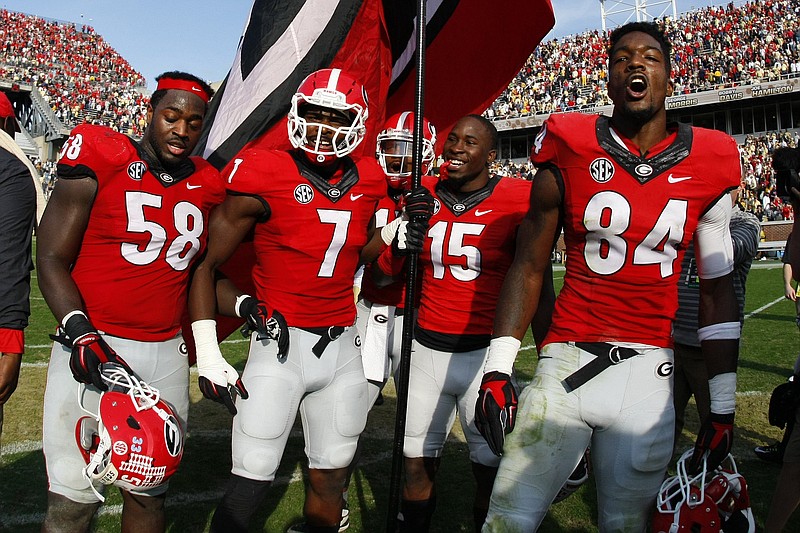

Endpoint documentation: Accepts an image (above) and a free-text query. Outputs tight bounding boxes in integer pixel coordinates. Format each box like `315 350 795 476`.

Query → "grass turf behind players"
1 242 798 531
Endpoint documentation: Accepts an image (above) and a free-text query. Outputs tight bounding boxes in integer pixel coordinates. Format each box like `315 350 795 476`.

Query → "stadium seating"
0 9 148 136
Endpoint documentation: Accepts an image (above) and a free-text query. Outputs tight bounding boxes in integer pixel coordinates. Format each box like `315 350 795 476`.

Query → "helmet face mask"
76 363 184 501
652 449 755 533
287 68 368 164
376 112 437 189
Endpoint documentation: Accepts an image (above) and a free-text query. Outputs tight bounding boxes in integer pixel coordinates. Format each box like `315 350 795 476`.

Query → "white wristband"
697 321 740 341
380 217 403 245
234 294 253 318
61 309 87 329
708 372 737 414
483 336 521 375
190 319 223 366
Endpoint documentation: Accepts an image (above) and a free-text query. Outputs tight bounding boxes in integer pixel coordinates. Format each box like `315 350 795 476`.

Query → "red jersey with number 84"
532 113 740 348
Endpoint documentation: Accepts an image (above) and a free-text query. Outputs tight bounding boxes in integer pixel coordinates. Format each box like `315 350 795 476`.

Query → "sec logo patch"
589 158 615 183
294 184 314 204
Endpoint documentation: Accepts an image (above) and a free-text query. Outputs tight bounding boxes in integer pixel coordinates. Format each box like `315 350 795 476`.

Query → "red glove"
475 371 518 456
62 312 133 390
689 412 734 474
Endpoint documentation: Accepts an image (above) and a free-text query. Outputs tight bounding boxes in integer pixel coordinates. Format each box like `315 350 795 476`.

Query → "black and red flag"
184 0 555 359
195 0 555 169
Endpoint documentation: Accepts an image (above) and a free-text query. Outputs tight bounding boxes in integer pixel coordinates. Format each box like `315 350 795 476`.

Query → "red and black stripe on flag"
195 0 554 169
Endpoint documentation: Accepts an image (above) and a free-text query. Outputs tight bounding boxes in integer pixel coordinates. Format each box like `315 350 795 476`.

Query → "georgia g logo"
164 415 183 457
655 360 674 379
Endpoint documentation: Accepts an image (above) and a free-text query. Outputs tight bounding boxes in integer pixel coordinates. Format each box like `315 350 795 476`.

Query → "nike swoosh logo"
350 193 364 201
667 174 692 183
475 209 493 216
191 86 202 92
186 183 202 189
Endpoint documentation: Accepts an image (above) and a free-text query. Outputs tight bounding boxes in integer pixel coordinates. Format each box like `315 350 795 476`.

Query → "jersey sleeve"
531 116 561 166
56 124 133 181
695 194 735 279
222 148 273 197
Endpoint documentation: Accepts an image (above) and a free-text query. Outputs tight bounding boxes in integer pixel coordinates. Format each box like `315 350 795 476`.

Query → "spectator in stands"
484 0 800 119
0 91 36 449
672 205 760 450
765 146 800 532
754 232 799 464
0 9 149 136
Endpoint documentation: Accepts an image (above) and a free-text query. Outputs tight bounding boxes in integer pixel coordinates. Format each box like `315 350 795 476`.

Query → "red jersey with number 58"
532 113 741 348
57 124 225 341
223 149 385 327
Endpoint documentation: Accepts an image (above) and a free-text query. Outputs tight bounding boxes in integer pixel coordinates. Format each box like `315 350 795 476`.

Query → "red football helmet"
375 111 437 189
76 363 184 501
288 68 369 164
652 449 754 533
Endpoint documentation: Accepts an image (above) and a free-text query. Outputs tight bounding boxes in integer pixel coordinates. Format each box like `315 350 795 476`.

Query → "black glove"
404 186 435 224
689 411 734 474
392 220 427 256
475 371 518 456
198 374 249 416
61 312 133 390
239 296 290 360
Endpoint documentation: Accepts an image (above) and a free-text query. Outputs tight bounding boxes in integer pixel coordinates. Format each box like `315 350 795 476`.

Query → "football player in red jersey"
375 114 552 532
479 22 742 531
187 68 387 533
37 72 220 533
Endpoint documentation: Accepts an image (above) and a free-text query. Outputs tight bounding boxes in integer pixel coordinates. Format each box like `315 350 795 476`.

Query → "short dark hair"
465 114 498 151
608 21 672 74
150 71 215 110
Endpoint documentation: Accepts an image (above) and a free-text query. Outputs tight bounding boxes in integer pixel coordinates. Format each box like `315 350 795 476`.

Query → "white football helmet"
287 68 368 164
375 111 437 189
76 363 184 501
652 449 754 533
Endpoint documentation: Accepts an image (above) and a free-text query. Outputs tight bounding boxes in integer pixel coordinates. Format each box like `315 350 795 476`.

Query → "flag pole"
386 0 427 529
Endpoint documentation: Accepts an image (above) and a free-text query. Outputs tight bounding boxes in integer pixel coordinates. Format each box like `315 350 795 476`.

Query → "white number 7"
317 209 351 278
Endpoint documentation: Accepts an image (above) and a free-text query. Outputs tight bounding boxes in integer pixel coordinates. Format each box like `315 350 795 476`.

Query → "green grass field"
2 252 800 532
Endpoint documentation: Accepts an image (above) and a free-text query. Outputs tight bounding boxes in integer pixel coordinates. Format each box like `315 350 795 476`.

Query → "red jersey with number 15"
532 113 741 348
223 149 385 327
57 124 225 341
417 174 531 336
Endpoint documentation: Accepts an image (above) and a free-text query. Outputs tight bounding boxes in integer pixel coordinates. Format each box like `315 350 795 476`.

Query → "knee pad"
332 374 369 438
238 446 281 482
239 374 299 440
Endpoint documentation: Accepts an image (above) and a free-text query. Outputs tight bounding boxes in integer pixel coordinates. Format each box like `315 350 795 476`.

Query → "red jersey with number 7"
56 124 225 341
223 148 385 327
532 113 741 348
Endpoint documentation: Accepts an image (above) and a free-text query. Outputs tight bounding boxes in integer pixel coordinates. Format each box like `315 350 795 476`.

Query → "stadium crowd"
485 0 800 119
0 9 149 137
0 2 798 224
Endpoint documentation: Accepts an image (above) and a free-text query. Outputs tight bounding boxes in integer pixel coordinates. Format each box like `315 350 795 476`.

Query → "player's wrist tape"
697 321 740 341
380 217 404 246
234 294 254 318
191 319 223 364
709 372 737 414
484 336 521 375
62 310 95 343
